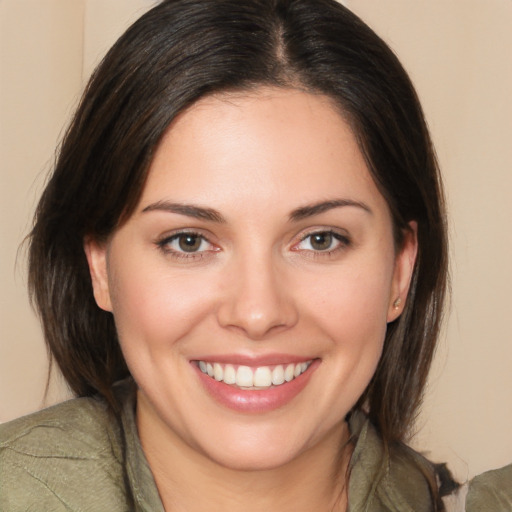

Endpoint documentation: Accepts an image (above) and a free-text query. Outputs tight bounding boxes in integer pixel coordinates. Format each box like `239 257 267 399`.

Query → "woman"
0 0 454 510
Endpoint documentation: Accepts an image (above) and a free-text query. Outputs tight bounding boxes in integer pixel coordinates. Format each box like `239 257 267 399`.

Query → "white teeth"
236 366 254 387
272 365 285 385
198 360 312 389
253 367 272 387
213 363 223 381
223 364 236 384
284 364 295 382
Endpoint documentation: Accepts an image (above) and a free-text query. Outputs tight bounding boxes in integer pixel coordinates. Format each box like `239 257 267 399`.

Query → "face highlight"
86 88 417 472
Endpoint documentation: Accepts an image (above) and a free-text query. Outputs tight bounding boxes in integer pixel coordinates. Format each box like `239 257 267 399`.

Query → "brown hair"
29 0 448 504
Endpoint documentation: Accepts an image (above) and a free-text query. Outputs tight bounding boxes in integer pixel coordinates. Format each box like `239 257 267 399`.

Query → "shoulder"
466 463 512 512
0 395 131 511
348 411 436 512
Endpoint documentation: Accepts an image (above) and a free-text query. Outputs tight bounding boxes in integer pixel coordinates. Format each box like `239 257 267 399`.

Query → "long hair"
29 0 448 503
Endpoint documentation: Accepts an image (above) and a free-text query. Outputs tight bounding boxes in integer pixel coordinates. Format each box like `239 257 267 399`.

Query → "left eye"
162 233 213 253
294 231 347 252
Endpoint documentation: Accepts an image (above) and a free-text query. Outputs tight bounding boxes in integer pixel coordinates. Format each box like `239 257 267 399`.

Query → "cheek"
107 255 218 355
300 268 390 411
297 256 393 382
300 260 393 337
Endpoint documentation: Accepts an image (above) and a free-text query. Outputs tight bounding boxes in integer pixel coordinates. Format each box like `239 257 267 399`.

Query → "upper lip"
191 353 317 367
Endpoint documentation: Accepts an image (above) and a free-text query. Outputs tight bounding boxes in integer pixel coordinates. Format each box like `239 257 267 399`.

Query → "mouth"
196 360 313 390
192 356 319 412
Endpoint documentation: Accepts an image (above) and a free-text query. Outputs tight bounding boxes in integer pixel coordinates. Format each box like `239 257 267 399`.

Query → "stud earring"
393 297 402 309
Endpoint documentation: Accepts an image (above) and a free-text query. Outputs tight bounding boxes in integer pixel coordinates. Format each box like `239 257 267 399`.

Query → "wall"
1 0 510 481
0 0 86 417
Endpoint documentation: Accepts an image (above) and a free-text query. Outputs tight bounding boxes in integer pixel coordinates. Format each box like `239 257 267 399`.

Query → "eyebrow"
141 198 371 223
141 201 226 223
289 199 372 221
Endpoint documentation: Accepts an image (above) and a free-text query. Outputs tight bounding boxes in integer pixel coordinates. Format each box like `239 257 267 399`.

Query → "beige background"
1 0 510 481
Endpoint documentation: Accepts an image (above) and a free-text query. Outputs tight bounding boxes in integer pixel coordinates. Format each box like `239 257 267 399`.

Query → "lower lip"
194 360 319 413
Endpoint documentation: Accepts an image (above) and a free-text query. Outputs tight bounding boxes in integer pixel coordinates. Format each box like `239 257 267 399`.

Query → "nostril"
217 302 297 340
215 263 299 339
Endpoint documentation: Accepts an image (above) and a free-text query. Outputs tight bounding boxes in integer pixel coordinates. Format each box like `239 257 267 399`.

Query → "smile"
197 360 313 389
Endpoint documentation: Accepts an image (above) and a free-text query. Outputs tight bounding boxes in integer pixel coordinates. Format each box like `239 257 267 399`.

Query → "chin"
202 436 303 472
192 414 345 473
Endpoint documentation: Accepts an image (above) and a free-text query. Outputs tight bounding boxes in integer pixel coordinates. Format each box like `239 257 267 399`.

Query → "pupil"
179 235 201 252
311 233 332 251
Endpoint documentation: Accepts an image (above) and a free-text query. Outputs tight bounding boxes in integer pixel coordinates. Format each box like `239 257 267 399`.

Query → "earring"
393 297 402 309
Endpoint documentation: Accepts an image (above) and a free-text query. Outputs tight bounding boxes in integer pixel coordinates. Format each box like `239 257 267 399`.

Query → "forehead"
139 87 387 217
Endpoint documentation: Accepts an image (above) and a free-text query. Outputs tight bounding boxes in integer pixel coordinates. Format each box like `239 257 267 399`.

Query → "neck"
137 392 352 512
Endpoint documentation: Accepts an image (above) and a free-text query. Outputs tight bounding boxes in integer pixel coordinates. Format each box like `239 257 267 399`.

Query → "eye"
157 232 216 256
293 230 350 253
174 233 207 252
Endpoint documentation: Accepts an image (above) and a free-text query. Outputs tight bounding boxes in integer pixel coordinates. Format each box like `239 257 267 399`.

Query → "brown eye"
157 232 214 256
309 232 333 251
292 230 350 254
178 234 202 252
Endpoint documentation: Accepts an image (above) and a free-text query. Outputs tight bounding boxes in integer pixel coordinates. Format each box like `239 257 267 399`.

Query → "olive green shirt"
465 463 512 512
0 381 503 511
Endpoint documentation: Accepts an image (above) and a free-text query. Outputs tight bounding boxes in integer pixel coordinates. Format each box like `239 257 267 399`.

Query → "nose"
216 253 298 340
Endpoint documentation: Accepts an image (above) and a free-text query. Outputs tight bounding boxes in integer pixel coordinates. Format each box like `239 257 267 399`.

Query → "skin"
85 88 417 511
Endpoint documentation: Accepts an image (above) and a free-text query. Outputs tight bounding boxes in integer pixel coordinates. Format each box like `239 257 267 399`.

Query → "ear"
83 236 113 312
387 221 418 323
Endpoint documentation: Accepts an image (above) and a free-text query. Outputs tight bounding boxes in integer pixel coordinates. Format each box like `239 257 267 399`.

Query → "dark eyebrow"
289 199 372 222
141 201 226 223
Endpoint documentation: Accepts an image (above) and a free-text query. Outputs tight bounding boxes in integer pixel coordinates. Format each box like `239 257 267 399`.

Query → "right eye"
157 231 217 259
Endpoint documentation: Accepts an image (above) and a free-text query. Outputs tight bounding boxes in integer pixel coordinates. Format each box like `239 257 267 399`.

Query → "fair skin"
85 88 417 512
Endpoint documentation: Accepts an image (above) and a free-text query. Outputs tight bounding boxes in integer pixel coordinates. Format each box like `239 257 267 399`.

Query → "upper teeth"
198 361 312 389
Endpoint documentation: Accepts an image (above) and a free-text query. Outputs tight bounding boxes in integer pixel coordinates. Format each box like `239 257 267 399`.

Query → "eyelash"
292 230 351 259
156 231 217 261
155 229 351 262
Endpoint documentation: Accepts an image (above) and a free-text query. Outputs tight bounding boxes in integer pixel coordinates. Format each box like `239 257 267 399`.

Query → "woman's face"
86 88 416 471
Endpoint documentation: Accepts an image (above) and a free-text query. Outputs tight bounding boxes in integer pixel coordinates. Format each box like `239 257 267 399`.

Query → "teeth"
284 364 295 382
254 367 272 387
198 360 312 389
223 364 236 384
236 366 254 387
272 365 285 385
213 363 223 381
